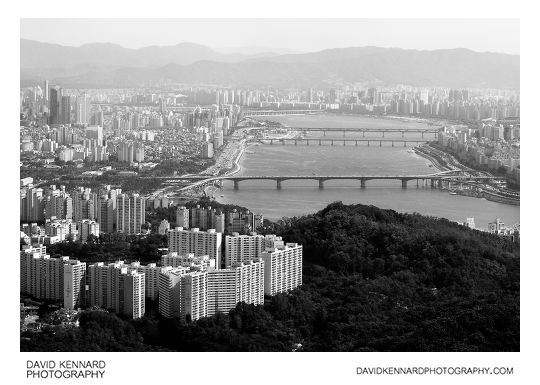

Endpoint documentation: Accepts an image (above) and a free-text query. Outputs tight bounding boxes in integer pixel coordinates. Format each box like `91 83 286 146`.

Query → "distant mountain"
20 39 278 71
20 41 520 89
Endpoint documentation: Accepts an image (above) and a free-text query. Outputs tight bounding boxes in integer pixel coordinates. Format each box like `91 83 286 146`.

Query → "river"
214 114 520 230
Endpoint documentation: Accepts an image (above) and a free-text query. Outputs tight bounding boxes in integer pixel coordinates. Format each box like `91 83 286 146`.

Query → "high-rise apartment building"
226 209 263 234
63 260 87 310
207 259 264 316
87 261 145 319
20 253 84 307
261 243 303 295
79 219 100 243
116 194 145 234
189 205 225 232
129 262 161 300
161 252 216 270
158 266 189 318
168 227 222 268
176 206 190 228
98 197 114 233
158 267 207 321
224 232 265 267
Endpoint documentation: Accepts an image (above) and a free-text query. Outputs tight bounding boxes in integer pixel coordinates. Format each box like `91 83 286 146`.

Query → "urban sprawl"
20 82 519 329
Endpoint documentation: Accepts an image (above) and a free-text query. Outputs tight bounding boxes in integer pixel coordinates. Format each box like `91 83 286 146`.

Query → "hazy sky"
20 19 520 55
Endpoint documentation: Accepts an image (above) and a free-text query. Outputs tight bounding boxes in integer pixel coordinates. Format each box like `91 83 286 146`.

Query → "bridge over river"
151 171 502 191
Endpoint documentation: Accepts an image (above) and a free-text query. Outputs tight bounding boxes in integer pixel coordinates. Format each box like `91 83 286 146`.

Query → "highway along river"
214 114 519 230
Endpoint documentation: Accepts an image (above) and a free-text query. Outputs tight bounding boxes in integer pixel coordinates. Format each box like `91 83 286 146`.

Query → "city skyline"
20 18 520 55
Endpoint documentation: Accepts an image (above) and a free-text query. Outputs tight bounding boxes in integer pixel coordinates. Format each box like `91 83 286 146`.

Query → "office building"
261 243 303 295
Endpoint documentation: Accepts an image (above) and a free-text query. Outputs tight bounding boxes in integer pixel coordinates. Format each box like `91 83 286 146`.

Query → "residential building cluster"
437 118 520 181
20 179 146 242
20 228 303 322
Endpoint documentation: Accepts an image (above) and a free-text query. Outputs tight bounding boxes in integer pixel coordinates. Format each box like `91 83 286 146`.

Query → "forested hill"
21 202 519 352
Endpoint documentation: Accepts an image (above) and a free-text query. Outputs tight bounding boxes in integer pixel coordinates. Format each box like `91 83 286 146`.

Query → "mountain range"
20 39 520 89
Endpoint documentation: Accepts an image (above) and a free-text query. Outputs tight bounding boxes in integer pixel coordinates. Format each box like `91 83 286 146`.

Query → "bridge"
242 110 324 117
288 127 439 139
153 171 501 191
263 138 426 147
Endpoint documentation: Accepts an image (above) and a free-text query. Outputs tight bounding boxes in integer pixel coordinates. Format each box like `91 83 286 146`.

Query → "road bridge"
152 172 501 191
263 138 426 147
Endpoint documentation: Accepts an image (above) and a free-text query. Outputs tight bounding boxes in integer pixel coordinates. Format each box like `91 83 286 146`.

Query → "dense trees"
21 202 519 352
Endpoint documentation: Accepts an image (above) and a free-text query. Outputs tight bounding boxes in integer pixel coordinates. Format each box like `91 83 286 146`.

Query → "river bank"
412 144 519 206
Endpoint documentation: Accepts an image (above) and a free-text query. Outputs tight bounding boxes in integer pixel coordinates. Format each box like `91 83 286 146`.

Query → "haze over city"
20 18 520 55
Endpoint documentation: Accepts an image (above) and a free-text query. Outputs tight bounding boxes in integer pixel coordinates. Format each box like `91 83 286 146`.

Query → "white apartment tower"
207 259 265 316
161 252 216 270
129 262 161 300
87 261 145 319
224 232 265 267
168 227 222 268
261 243 303 296
158 267 208 321
63 260 87 310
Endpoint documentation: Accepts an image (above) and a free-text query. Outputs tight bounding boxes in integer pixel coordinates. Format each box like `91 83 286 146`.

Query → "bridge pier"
402 131 405 138
343 130 346 137
360 179 366 189
294 140 297 146
307 140 310 146
401 179 407 189
379 141 382 147
392 141 394 147
430 179 435 189
355 140 358 146
331 140 334 146
343 140 346 146
318 179 324 189
276 180 282 190
323 131 326 137
403 141 407 147
421 132 424 139
234 180 239 190
382 132 385 138
367 141 370 147
318 139 321 145
270 139 273 145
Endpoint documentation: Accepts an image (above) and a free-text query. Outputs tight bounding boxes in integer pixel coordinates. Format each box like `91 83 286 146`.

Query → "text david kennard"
27 360 106 379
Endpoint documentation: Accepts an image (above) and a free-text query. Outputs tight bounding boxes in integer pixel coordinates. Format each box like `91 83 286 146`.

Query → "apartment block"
261 243 303 295
168 227 222 268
